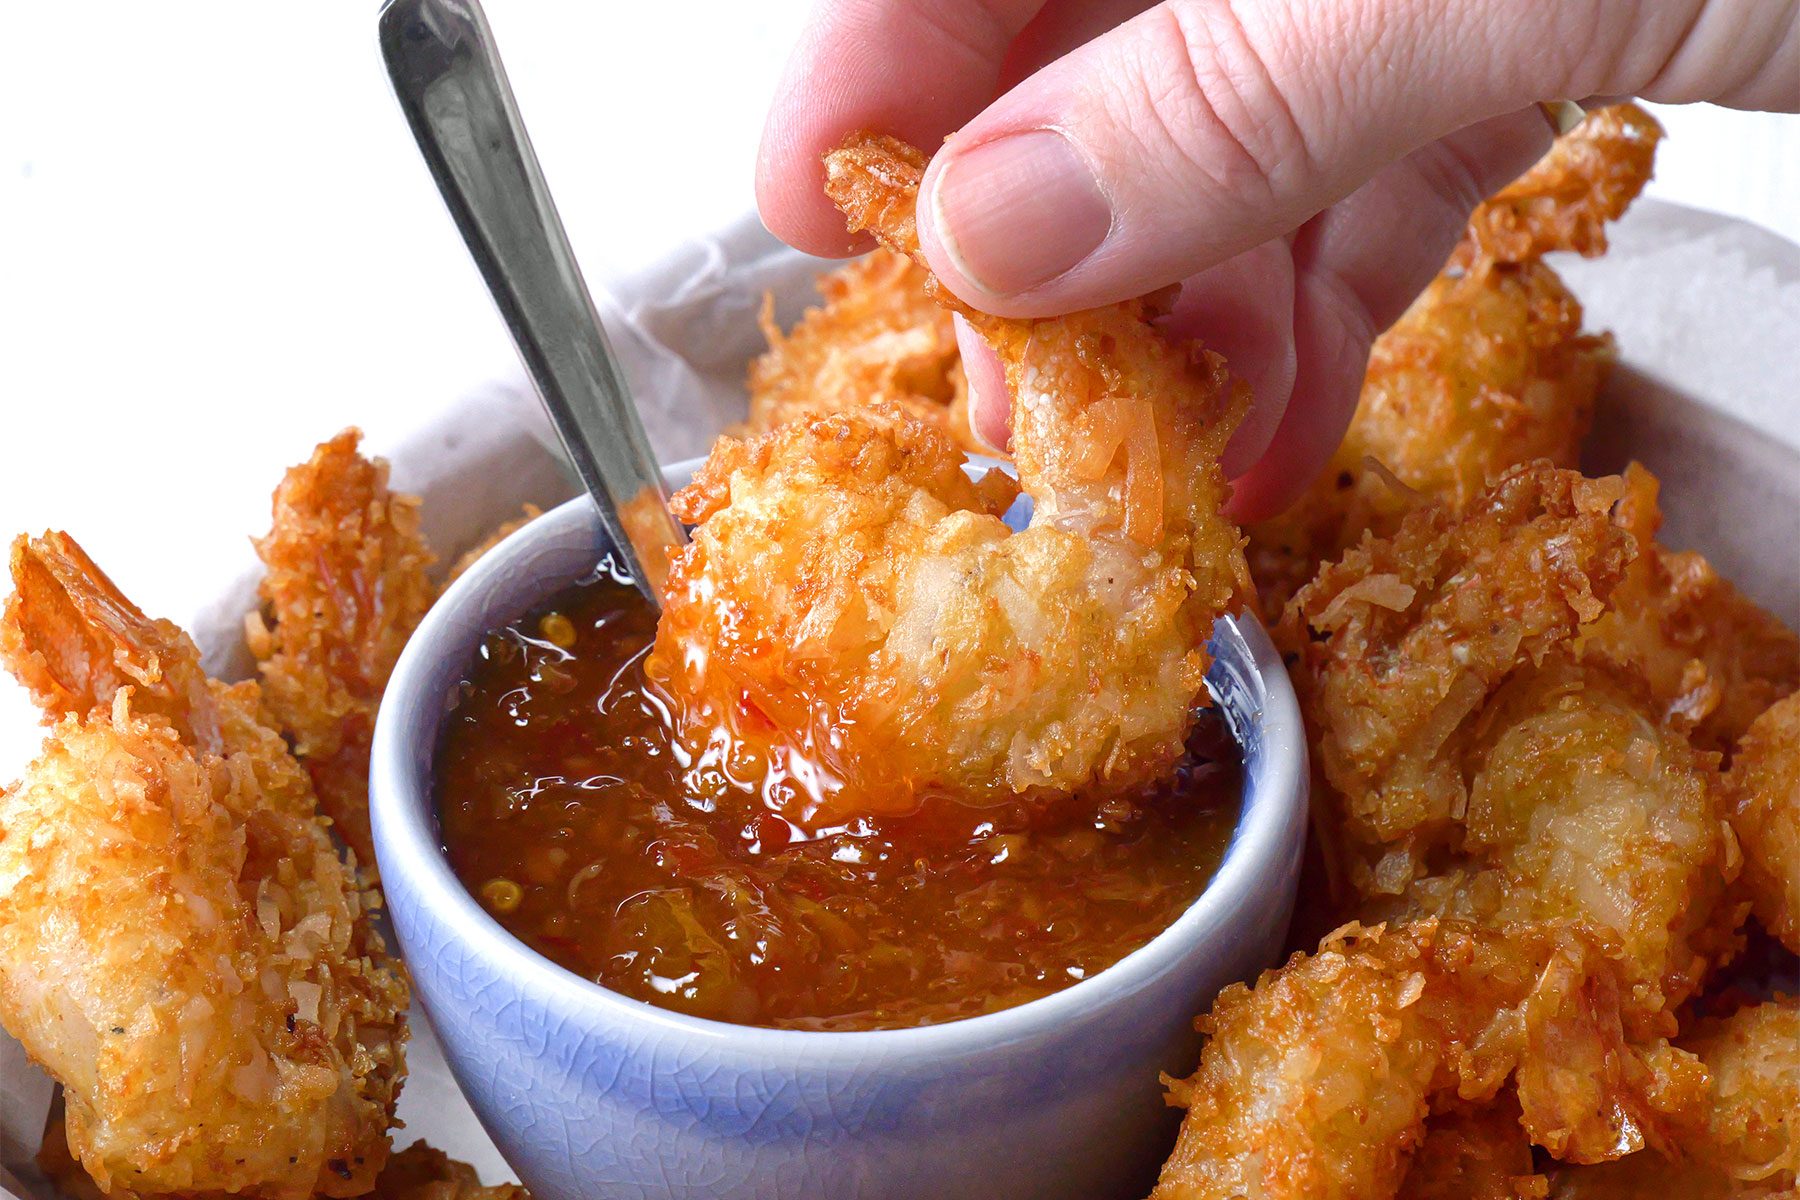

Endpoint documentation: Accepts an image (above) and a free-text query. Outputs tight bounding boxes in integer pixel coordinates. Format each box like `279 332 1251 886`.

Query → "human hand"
756 0 1798 518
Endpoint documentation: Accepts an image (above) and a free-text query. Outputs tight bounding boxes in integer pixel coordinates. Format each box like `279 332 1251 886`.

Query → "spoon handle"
379 0 684 605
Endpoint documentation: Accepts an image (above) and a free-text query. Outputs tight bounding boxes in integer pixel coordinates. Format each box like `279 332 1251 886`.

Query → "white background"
0 0 1795 631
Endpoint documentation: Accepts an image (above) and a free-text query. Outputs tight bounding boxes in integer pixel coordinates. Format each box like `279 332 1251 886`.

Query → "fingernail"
929 130 1112 296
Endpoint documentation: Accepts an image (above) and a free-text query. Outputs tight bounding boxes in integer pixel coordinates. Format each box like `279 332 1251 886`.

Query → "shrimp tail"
2 531 220 751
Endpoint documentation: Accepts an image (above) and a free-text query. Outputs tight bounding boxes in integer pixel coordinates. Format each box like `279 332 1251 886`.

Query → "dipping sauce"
437 561 1242 1031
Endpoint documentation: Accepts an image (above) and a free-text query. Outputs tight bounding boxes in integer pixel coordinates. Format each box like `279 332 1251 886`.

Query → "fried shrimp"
647 133 1248 820
2 532 314 815
1152 920 1705 1200
1246 248 1612 614
1365 657 1739 1032
1726 694 1800 953
742 248 979 451
1246 105 1659 614
1547 998 1800 1197
1581 466 1800 755
246 430 437 865
1467 104 1664 265
1681 999 1800 1188
1283 463 1634 849
1286 465 1741 1024
0 533 409 1200
41 1118 527 1200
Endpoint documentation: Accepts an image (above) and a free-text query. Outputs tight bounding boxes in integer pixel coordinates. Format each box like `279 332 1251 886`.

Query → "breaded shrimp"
1152 920 1706 1200
648 134 1248 820
1282 463 1635 849
1467 104 1664 265
1246 105 1659 614
41 1118 527 1200
1247 253 1612 614
1287 466 1740 1025
1581 466 1800 755
1367 657 1739 1033
2 532 314 816
0 533 409 1199
246 430 437 866
1682 999 1800 1187
1396 1098 1546 1200
743 248 979 451
1547 998 1800 1196
1726 694 1800 954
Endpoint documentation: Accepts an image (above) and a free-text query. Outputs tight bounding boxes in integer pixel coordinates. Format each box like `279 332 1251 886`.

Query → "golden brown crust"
1245 108 1661 617
1 533 409 1200
1281 463 1748 1033
1247 258 1611 614
1153 920 1705 1200
648 134 1248 820
1681 998 1800 1186
1727 695 1800 953
1282 463 1635 846
1546 998 1800 1197
246 430 437 866
1361 657 1741 1034
742 249 979 451
1580 466 1800 755
1468 104 1664 264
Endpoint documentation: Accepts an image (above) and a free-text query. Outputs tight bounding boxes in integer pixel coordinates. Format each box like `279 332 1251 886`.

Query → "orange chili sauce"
437 561 1242 1031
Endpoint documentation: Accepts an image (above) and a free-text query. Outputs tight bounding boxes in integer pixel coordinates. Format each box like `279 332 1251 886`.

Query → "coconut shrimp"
1726 693 1800 953
1547 998 1800 1197
0 533 409 1199
743 248 979 452
1580 466 1800 756
1152 920 1706 1200
1281 462 1635 851
1286 465 1741 1025
1247 105 1659 614
2 532 315 815
1364 657 1739 1033
246 430 437 866
41 1116 527 1200
648 133 1248 821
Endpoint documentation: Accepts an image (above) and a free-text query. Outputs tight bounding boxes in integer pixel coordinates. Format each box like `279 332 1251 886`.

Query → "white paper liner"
2 199 1798 1196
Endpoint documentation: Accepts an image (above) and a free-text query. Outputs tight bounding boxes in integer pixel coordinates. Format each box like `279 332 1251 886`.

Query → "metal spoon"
378 0 684 607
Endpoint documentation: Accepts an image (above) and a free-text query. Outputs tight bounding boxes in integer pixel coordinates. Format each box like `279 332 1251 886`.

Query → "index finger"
756 0 1046 257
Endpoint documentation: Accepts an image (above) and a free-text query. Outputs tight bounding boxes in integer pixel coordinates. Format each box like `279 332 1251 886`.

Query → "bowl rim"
371 463 1306 1063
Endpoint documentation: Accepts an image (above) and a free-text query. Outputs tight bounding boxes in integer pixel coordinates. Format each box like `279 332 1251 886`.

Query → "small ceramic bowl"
371 462 1308 1200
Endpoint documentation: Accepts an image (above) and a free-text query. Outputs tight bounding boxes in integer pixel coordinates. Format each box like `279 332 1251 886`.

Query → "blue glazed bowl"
371 461 1308 1200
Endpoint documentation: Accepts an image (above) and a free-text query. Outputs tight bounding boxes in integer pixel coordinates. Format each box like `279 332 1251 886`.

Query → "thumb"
915 0 1797 316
